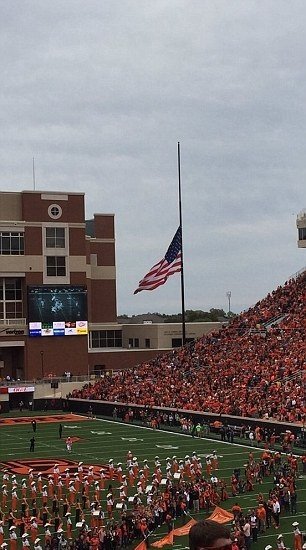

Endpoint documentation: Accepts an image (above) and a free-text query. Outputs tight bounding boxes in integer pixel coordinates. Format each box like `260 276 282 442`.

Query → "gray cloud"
0 0 305 314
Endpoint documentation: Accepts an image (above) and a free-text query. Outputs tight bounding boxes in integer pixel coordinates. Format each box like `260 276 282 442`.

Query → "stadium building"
0 190 221 381
297 208 306 247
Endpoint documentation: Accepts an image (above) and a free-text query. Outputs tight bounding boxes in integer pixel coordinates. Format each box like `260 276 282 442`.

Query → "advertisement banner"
8 386 35 394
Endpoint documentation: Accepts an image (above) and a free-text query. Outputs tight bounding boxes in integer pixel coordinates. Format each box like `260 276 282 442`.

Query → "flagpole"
177 142 186 346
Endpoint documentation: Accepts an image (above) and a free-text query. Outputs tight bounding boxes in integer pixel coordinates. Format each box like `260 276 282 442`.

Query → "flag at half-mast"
134 227 182 294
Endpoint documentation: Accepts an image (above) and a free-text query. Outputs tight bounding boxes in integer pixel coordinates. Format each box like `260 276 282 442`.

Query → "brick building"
297 209 306 247
0 190 119 379
0 190 221 380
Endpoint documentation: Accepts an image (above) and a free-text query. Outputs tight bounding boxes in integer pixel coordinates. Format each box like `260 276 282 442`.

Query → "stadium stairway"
263 313 288 330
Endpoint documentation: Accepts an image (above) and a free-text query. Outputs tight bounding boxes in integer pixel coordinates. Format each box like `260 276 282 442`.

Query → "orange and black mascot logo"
0 459 117 480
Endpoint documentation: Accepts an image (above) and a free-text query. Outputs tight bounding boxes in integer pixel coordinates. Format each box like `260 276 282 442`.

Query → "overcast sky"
1 1 305 315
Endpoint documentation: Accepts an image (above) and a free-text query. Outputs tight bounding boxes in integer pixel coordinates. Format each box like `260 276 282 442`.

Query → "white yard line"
2 432 106 463
93 417 305 457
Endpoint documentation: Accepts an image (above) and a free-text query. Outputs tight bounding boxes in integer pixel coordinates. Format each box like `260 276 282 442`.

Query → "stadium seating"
73 273 306 423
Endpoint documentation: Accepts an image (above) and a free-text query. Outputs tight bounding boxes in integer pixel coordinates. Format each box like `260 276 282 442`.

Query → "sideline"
92 416 305 457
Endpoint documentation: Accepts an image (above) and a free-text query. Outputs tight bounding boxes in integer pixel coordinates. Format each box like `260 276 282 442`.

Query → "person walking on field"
30 437 35 452
66 437 72 453
292 522 302 550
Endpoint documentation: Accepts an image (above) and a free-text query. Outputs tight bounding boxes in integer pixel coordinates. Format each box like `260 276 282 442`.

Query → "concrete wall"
0 380 90 405
121 322 223 349
33 380 89 399
88 348 172 371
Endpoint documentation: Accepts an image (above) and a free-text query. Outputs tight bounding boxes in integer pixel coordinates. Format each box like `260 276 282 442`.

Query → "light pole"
226 291 231 315
40 350 44 379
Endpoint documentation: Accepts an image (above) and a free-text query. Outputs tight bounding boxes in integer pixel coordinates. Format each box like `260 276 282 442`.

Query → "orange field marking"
0 413 86 426
68 436 83 443
0 458 116 479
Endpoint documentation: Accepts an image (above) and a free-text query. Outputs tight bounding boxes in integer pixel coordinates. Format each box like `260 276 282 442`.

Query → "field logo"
0 414 86 427
0 458 118 480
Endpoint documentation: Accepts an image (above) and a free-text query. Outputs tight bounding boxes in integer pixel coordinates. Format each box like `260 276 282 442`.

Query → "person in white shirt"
292 522 302 550
250 511 258 542
21 533 30 548
34 538 43 550
272 498 281 528
9 526 18 547
276 533 286 549
243 520 251 550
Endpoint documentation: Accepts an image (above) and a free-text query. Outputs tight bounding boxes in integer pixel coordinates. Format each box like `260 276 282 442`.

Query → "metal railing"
263 314 287 330
0 318 26 326
290 265 306 280
0 374 101 387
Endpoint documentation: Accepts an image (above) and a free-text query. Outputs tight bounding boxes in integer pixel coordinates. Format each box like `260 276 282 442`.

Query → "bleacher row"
72 273 306 423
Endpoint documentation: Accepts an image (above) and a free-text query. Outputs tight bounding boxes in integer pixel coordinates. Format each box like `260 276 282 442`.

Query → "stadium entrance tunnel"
0 344 24 380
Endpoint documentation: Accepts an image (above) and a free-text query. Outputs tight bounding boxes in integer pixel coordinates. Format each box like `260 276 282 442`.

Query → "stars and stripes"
134 227 182 294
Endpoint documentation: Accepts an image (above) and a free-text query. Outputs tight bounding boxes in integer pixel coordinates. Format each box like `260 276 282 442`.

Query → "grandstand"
72 271 306 425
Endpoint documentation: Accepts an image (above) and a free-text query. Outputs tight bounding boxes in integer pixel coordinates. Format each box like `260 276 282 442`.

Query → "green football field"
0 413 305 549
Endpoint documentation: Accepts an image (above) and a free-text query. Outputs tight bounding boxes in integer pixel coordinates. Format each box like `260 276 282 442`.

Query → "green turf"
0 414 305 549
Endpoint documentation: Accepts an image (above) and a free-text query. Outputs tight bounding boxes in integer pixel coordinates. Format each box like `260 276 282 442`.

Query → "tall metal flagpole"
177 142 186 345
32 157 36 190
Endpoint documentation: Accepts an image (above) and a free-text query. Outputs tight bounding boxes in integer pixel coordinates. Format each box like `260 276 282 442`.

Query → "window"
94 365 105 374
48 204 62 220
172 338 182 347
5 279 22 301
46 256 66 277
114 331 122 347
91 330 122 348
46 227 65 248
128 338 140 348
145 338 151 348
0 278 23 320
0 232 24 255
298 227 306 240
92 330 107 348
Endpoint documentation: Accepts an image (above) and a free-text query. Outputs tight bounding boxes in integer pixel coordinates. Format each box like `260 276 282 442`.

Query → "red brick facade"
0 191 117 379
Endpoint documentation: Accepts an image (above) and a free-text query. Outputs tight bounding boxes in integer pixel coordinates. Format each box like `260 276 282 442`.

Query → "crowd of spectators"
72 273 306 423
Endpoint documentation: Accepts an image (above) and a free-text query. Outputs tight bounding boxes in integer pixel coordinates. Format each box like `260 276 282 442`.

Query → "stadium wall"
66 397 304 442
88 348 172 371
0 380 90 411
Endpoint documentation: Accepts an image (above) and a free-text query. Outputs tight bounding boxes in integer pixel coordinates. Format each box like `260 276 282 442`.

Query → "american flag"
134 227 182 294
